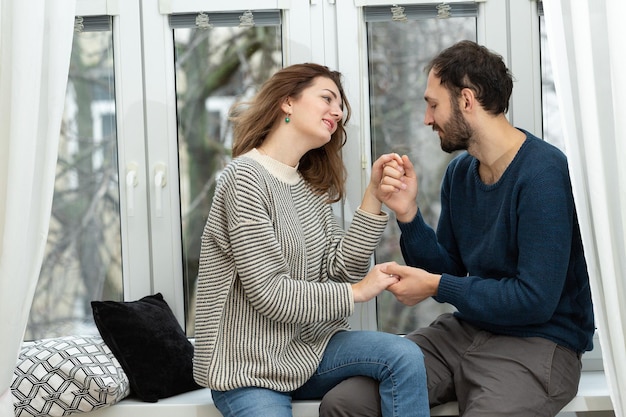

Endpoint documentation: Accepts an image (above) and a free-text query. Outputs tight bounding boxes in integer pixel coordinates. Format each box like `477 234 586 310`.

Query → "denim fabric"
211 330 428 417
211 386 293 417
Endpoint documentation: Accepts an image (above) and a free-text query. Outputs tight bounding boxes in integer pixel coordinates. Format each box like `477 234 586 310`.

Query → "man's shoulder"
448 151 472 167
445 152 474 178
519 130 567 160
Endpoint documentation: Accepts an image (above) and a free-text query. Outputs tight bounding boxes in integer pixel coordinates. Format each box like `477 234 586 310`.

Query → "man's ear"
460 88 475 111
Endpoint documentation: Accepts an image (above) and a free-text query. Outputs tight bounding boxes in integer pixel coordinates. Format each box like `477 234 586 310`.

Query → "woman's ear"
281 97 292 115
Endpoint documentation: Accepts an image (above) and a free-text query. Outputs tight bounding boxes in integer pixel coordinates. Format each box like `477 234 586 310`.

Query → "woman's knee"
395 335 425 359
364 331 424 361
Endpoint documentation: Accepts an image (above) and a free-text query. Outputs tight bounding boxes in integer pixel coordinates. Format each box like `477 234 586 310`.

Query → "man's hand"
382 263 441 306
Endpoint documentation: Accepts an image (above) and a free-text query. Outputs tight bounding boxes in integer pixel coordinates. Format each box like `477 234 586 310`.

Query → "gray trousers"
319 313 582 417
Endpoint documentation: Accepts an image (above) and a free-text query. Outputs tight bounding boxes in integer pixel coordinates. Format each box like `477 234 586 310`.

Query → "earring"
285 116 290 123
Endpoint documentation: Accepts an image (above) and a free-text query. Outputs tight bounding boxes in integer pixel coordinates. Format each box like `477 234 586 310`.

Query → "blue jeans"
211 330 428 417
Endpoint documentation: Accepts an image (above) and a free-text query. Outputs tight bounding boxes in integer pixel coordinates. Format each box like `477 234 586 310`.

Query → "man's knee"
319 376 381 417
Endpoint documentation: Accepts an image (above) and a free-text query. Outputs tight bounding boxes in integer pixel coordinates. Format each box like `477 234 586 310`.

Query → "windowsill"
86 370 613 417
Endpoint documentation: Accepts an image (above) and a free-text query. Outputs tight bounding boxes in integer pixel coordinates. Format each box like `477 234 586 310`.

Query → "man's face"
423 70 473 153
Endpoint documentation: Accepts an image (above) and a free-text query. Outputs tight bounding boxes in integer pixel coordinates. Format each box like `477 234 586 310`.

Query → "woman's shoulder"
220 153 267 183
211 157 269 209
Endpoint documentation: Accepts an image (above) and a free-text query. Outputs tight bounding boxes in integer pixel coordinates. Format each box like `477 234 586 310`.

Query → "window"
26 1 571 345
26 16 120 340
538 3 565 151
537 2 603 370
364 3 478 334
171 11 283 334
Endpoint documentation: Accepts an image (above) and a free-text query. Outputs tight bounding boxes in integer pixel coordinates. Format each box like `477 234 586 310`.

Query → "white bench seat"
87 371 613 417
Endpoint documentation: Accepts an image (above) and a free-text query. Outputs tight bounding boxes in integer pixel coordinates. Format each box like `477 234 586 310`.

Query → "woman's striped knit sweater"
193 149 389 392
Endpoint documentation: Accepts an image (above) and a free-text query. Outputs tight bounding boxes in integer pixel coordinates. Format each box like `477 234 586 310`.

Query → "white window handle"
154 163 167 217
126 162 138 216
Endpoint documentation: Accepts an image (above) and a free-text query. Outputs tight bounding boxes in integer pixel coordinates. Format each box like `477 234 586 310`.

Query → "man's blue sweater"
399 131 595 354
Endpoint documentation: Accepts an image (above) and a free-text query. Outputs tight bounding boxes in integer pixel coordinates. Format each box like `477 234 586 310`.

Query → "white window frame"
75 0 155 308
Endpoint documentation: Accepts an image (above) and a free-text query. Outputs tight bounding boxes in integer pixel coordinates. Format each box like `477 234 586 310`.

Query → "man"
319 40 595 417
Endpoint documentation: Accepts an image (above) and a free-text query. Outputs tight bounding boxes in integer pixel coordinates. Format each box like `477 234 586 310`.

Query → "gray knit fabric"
193 149 388 392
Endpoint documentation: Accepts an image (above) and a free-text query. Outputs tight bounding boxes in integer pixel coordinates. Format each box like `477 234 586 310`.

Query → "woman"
193 63 428 417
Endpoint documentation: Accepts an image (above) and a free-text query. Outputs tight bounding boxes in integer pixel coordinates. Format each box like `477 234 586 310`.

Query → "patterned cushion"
11 335 130 417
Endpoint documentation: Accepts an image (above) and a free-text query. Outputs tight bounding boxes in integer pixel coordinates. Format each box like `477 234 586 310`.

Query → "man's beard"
434 103 473 153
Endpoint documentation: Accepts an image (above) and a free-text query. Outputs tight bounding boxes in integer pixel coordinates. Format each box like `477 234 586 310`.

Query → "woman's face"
286 76 344 147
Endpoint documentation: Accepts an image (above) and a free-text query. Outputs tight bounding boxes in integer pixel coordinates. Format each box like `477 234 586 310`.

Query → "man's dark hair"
426 40 514 115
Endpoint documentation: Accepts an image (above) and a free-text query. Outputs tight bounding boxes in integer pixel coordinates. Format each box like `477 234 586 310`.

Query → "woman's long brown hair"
230 63 351 203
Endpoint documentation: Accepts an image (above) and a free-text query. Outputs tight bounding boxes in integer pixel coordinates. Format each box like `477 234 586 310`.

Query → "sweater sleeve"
325 207 389 283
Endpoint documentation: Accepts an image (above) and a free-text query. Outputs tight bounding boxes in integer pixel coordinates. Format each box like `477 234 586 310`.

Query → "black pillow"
91 293 202 402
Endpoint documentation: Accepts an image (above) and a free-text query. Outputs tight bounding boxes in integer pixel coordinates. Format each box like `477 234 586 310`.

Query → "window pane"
26 23 122 340
367 16 476 334
174 21 283 335
539 15 565 151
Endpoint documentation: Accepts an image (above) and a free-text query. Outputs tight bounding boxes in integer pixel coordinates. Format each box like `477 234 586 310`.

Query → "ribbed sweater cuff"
435 273 464 304
397 209 432 242
356 206 389 223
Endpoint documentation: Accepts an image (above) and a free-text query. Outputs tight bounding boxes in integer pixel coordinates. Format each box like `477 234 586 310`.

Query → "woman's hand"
352 262 400 303
378 154 420 223
360 153 406 215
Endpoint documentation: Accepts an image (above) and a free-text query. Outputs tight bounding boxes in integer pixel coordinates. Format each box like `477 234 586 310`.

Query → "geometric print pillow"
11 335 130 417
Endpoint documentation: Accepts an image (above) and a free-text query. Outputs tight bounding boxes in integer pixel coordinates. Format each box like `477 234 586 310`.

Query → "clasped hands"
380 262 440 306
353 262 439 305
370 153 419 223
